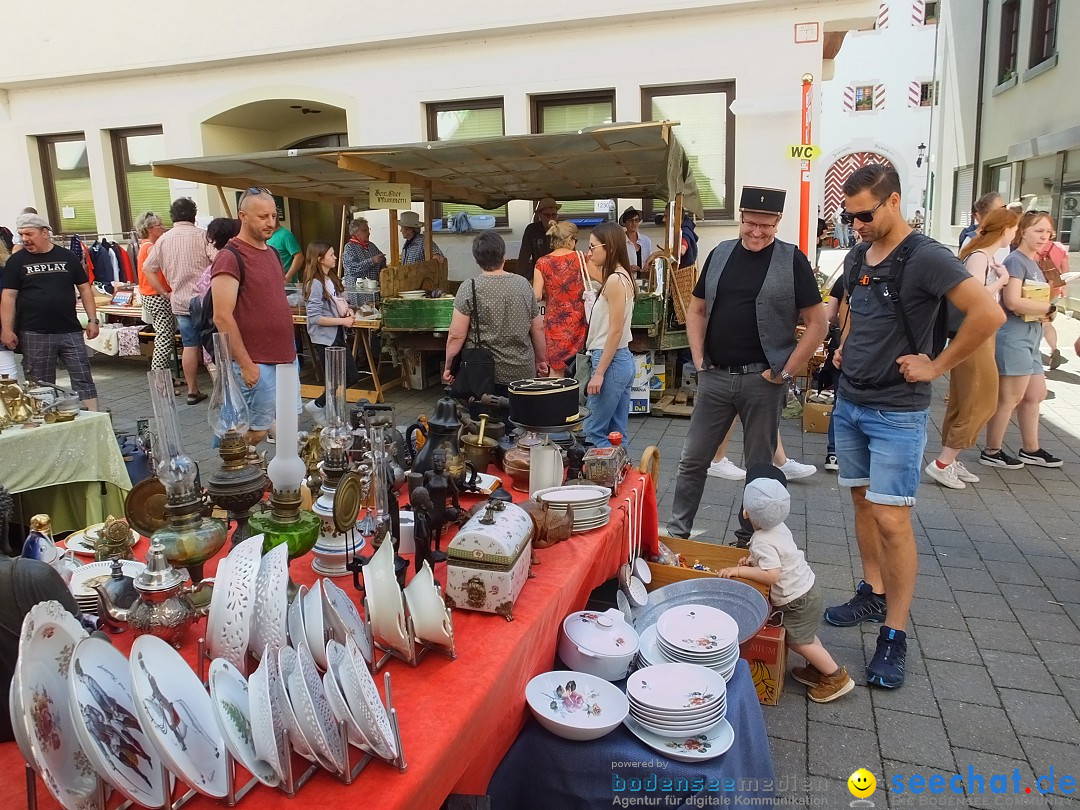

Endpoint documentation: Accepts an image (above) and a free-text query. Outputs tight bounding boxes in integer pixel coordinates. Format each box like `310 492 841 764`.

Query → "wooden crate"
648 535 770 599
631 295 663 327
381 297 455 330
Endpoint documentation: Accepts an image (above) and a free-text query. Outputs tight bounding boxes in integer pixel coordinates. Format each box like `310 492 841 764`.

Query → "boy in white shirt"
719 473 854 703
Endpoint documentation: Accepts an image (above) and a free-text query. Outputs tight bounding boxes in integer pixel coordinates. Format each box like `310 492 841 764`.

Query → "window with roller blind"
952 166 974 227
642 82 736 221
38 133 98 234
425 98 507 226
530 91 615 215
112 127 173 232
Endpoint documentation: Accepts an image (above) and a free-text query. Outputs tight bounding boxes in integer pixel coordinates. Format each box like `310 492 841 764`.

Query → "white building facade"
0 0 875 274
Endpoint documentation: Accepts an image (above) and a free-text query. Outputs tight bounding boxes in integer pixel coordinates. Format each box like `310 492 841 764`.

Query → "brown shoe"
808 666 855 703
791 663 824 688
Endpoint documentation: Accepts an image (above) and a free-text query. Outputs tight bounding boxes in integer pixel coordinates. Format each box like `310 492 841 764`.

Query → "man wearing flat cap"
515 197 561 281
669 186 827 538
1 213 100 410
398 211 445 265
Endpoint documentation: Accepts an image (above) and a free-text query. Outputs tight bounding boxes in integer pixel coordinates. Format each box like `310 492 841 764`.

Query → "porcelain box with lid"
444 501 533 621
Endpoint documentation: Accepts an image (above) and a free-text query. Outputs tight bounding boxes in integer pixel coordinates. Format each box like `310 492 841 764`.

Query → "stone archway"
824 151 896 217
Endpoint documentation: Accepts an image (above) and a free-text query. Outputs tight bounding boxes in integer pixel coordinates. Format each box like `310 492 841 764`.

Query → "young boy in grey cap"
719 471 854 703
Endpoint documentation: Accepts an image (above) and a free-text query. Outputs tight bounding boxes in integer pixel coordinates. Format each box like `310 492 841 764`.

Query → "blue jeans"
834 395 929 506
584 347 634 447
827 410 836 455
232 358 302 431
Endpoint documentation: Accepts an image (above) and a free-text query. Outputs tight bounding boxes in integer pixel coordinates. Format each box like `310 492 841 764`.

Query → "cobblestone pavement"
62 311 1080 809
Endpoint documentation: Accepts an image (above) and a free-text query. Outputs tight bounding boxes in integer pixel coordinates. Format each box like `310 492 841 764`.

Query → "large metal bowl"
631 578 770 644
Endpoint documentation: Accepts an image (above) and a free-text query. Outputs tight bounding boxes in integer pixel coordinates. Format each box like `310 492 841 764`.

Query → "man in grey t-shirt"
823 165 1004 690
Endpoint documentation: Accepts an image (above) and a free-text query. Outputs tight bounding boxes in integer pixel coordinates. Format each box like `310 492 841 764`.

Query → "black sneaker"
979 449 1024 469
1018 448 1064 468
824 453 839 472
867 626 907 688
824 581 886 627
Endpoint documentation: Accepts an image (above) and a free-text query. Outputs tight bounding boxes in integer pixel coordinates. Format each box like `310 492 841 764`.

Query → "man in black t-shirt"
515 197 559 282
0 213 100 409
668 187 827 539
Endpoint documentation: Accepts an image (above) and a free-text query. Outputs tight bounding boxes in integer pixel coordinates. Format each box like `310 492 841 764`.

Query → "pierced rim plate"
250 542 289 657
208 658 279 787
205 534 264 673
323 641 375 752
340 635 397 759
276 646 315 761
302 580 330 669
322 578 373 664
288 585 308 652
16 601 95 810
248 644 291 784
129 635 228 798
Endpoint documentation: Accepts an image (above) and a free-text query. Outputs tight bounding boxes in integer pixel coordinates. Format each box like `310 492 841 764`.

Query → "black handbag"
448 279 496 400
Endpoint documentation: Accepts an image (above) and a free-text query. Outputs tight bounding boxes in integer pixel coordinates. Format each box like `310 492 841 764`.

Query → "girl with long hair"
924 207 1017 489
981 211 1062 470
583 222 636 447
302 241 359 416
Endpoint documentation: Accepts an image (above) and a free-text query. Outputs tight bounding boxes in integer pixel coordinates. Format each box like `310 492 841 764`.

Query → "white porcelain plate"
524 670 629 742
656 604 739 655
626 663 726 712
68 559 146 600
288 585 308 652
340 635 397 759
129 634 228 798
623 715 734 763
208 658 278 787
364 540 409 655
68 636 167 808
206 534 264 674
323 641 374 752
276 646 315 761
249 542 289 657
303 580 330 669
322 578 373 664
248 644 291 784
294 636 345 771
403 561 454 648
16 601 95 810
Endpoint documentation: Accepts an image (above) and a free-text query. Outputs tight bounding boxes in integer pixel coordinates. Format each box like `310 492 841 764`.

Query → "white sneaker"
707 457 746 480
924 460 965 489
952 461 980 483
304 399 326 426
779 459 817 480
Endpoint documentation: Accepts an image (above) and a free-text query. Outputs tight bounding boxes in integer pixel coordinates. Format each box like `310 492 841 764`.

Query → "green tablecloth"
0 410 131 532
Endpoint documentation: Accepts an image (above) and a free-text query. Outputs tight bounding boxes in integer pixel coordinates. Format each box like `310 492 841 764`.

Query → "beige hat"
398 211 423 229
536 198 562 213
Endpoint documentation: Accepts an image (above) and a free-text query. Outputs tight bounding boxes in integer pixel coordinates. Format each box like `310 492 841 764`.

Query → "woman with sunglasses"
302 241 359 422
924 207 1017 489
533 220 594 376
582 222 636 447
982 211 1062 469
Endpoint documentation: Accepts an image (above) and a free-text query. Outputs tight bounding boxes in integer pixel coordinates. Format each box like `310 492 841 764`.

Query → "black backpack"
189 245 246 360
845 232 948 360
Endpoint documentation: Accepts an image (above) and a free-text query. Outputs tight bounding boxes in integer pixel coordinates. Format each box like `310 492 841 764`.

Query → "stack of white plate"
399 290 426 299
68 559 146 613
533 485 612 533
623 662 734 762
634 604 741 682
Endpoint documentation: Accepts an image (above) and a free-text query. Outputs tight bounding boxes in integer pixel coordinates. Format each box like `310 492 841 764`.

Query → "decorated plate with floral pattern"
626 663 726 713
623 715 734 763
16 601 94 810
208 658 279 787
524 670 628 741
68 636 167 808
656 604 739 657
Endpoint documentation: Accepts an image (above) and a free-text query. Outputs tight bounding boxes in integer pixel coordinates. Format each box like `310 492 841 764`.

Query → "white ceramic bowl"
525 670 628 741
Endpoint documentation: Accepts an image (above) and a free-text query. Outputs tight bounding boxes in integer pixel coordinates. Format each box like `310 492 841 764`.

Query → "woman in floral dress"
533 221 595 376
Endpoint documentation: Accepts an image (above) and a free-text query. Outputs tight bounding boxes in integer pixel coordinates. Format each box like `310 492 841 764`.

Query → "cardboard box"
630 351 665 415
1021 281 1051 322
739 617 787 705
803 400 832 433
647 535 770 599
681 361 698 394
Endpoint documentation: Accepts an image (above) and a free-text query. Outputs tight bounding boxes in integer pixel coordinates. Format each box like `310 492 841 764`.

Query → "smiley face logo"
848 768 877 798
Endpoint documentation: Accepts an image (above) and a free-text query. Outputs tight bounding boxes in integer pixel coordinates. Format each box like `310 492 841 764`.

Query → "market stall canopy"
151 121 703 216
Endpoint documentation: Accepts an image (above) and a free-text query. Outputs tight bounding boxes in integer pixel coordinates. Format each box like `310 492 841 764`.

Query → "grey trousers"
669 368 785 537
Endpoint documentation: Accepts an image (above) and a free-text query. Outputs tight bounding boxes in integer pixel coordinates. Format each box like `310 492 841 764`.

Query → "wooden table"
4 471 657 810
291 315 402 404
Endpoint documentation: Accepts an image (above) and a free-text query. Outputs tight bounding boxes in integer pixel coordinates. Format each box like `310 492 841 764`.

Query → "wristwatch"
780 370 793 383
87 318 100 325
1048 304 1057 315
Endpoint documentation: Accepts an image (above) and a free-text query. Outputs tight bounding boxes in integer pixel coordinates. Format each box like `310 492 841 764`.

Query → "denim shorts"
834 396 928 506
175 314 200 348
995 317 1043 376
233 359 302 431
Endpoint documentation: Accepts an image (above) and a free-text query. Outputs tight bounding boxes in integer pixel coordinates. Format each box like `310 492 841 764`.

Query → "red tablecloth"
4 470 657 810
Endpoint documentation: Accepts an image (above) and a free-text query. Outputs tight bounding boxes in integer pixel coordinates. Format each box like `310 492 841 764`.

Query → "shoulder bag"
448 278 496 400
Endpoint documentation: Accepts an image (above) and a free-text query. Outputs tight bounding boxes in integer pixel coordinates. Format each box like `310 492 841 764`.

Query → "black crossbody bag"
448 279 496 399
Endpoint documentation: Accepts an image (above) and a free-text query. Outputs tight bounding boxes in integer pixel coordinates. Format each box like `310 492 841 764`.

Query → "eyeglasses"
587 243 605 251
840 199 887 225
740 216 779 233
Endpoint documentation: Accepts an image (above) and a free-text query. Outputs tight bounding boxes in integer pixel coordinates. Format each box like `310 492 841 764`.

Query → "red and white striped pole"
799 74 814 256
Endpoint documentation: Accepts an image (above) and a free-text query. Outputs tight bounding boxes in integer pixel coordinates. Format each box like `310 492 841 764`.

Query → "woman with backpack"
302 241 359 423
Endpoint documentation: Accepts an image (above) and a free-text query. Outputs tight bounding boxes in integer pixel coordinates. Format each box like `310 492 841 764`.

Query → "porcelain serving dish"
525 670 628 741
445 502 533 621
558 608 639 681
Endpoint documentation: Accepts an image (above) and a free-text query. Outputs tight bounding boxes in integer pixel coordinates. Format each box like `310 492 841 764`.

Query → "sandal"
186 393 208 405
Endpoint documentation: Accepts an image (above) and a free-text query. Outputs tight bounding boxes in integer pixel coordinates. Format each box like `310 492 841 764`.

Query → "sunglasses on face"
840 199 887 225
587 243 604 251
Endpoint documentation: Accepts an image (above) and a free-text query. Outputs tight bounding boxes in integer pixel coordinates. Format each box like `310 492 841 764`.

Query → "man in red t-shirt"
211 190 298 445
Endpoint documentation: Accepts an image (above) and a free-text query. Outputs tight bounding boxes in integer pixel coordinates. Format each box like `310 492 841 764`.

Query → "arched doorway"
824 151 896 218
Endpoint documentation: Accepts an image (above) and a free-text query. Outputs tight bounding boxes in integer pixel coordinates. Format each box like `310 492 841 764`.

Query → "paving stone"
1030 638 1080 680
910 597 968 631
998 583 1064 613
917 626 983 665
944 567 1001 594
926 660 1001 707
876 709 955 769
966 618 1037 654
952 749 1052 810
882 761 968 810
1018 736 1080 784
938 700 1025 759
982 650 1060 694
917 554 945 578
768 738 808 798
1000 689 1080 743
955 591 1017 621
985 559 1045 587
870 670 940 717
937 549 988 569
806 682 875 731
1043 577 1080 605
926 528 977 548
763 686 807 743
1052 674 1080 721
1013 609 1080 645
808 721 881 779
915 575 955 603
1026 555 1080 579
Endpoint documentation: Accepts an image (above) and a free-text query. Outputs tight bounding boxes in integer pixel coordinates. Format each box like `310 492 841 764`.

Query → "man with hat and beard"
1 212 101 410
516 197 561 281
398 211 445 265
668 186 827 539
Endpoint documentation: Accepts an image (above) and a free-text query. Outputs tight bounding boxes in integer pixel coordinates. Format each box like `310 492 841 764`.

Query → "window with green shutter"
531 91 615 216
426 99 507 226
642 82 735 221
39 134 98 235
113 127 174 232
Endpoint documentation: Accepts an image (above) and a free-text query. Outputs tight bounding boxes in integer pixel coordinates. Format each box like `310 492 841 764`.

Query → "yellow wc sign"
787 144 820 160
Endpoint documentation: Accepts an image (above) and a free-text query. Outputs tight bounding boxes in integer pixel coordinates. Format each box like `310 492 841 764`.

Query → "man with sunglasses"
668 187 827 540
210 189 299 445
825 164 1004 689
